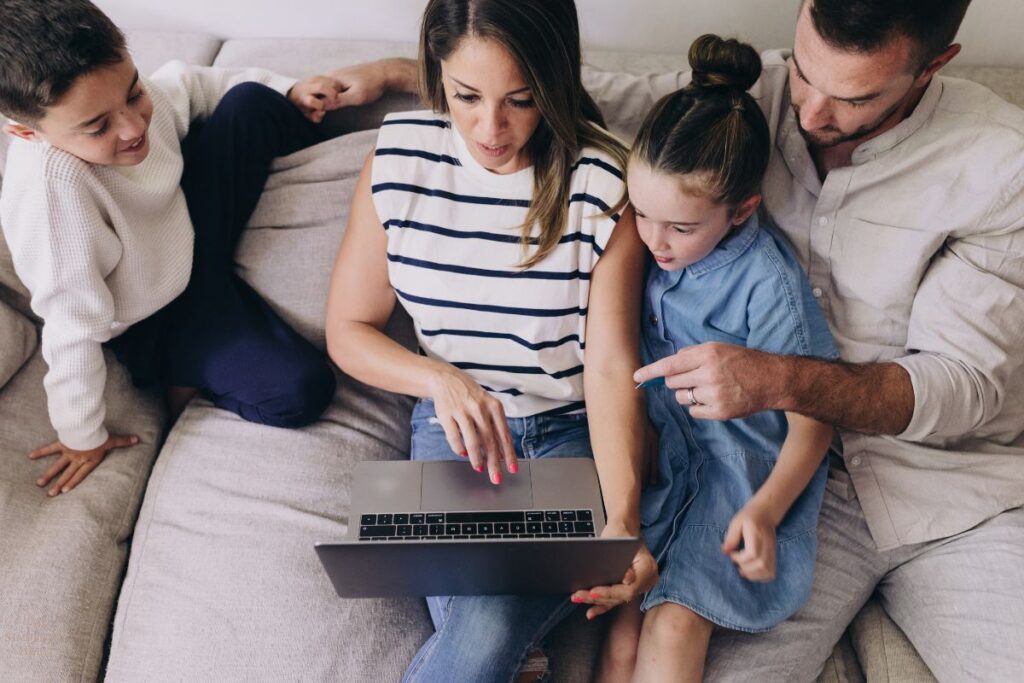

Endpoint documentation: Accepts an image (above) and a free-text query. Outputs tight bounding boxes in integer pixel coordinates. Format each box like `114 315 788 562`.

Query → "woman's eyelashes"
452 92 535 108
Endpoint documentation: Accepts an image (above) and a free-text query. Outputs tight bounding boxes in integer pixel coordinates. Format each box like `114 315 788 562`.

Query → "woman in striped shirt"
326 1 655 679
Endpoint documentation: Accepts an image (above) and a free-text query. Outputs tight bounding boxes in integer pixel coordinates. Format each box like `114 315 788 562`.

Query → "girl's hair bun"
688 33 762 92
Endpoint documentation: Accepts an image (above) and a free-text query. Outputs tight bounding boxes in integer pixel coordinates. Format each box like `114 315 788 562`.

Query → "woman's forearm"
328 320 449 399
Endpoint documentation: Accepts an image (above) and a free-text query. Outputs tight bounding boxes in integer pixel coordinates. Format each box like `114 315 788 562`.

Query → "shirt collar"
850 77 944 163
687 212 761 277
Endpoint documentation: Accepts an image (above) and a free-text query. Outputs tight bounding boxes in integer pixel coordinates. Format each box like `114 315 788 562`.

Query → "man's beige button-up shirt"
584 50 1024 551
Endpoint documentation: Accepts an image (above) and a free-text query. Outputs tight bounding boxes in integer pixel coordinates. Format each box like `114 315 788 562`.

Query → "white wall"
95 0 1024 67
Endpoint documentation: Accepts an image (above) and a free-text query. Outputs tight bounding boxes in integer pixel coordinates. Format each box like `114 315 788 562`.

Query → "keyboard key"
486 534 500 539
569 532 594 537
429 524 445 535
360 525 396 538
558 522 573 533
511 522 526 534
455 535 469 539
410 514 425 524
536 533 551 538
525 512 544 522
502 534 516 538
552 533 567 537
397 525 413 536
520 533 535 538
542 522 558 533
461 523 477 535
438 535 453 540
470 535 484 539
446 524 460 535
377 514 393 525
495 523 510 534
577 510 593 521
394 514 409 525
560 510 577 521
414 525 429 536
386 537 403 541
544 511 560 522
426 513 445 524
527 522 542 534
478 523 494 534
574 521 595 534
360 514 376 525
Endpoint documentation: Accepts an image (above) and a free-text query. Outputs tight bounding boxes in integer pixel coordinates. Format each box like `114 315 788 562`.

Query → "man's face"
4 55 153 167
789 2 920 149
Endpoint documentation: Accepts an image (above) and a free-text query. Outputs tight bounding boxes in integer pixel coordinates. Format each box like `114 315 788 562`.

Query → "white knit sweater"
0 62 296 450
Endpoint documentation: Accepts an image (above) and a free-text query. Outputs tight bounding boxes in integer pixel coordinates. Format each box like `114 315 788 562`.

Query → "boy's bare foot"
166 386 199 422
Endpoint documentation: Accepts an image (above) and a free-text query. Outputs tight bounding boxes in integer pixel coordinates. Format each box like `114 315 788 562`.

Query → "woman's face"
440 36 542 175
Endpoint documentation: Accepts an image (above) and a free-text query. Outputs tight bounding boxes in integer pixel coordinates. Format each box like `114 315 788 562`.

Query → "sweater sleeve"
148 61 299 139
7 177 118 450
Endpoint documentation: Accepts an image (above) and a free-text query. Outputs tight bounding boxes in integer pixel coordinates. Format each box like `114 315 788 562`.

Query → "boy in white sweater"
0 0 342 496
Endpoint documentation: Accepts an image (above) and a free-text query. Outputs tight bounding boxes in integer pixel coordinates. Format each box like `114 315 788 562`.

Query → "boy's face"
3 56 153 166
628 161 759 272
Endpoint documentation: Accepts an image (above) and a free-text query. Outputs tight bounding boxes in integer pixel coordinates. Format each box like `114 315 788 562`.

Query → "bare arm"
748 413 833 525
327 58 419 108
582 207 647 533
324 151 516 477
633 343 914 435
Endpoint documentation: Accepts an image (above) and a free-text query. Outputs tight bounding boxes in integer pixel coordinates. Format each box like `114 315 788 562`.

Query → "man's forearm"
774 355 915 435
383 57 418 94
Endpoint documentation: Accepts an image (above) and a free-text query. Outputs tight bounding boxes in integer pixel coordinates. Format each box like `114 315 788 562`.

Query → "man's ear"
732 194 762 225
915 43 962 88
2 122 41 142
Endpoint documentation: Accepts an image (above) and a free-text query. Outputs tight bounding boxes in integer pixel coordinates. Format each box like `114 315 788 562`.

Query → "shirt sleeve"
745 239 840 361
149 61 299 138
894 179 1024 443
9 180 116 450
581 66 690 140
577 152 627 267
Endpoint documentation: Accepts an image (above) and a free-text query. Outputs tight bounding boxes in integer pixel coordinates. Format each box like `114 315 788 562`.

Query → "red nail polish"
570 596 581 603
590 592 600 599
509 462 519 474
458 451 468 458
475 465 484 473
492 473 502 485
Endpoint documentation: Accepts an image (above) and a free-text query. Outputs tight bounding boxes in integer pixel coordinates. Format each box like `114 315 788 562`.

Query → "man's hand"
327 58 419 109
721 502 778 582
29 434 140 497
287 75 345 123
633 342 785 420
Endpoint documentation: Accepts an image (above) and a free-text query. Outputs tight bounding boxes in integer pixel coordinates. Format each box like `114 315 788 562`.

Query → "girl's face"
628 161 760 272
440 36 542 175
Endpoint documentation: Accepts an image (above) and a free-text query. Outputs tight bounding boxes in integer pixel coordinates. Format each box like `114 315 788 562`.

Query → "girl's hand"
29 434 140 497
570 525 659 620
427 367 517 484
721 502 778 581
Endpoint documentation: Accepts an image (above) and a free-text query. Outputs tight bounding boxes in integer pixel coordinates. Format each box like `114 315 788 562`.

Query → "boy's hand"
29 434 140 497
721 502 778 582
287 76 345 124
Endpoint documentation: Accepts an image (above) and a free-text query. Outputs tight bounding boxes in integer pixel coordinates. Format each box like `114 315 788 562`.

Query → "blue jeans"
402 399 593 683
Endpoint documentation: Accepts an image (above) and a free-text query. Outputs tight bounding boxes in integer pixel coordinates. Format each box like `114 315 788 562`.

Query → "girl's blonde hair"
419 0 627 268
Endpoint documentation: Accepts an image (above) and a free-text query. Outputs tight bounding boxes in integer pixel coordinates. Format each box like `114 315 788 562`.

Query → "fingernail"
492 473 502 485
459 451 468 458
474 465 484 473
61 487 69 493
509 462 518 474
36 479 44 486
590 592 600 599
131 436 139 443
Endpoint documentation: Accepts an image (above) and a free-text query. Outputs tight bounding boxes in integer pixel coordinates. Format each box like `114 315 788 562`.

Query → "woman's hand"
427 366 518 484
721 501 778 582
30 434 140 497
570 524 659 619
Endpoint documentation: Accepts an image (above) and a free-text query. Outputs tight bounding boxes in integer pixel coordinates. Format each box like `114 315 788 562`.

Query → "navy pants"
109 83 335 428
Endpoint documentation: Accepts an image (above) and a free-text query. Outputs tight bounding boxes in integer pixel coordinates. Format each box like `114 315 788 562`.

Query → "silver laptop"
315 459 640 597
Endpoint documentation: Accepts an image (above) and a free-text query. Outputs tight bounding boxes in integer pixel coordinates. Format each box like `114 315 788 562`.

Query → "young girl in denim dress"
590 35 839 682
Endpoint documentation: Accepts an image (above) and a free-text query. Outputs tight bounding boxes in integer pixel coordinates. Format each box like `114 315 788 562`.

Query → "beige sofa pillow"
0 297 36 389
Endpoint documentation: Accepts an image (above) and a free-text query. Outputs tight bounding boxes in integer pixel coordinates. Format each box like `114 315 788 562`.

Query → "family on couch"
1 0 1021 682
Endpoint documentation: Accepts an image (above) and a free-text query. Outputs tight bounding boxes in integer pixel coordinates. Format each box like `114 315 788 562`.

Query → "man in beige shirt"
343 0 1023 679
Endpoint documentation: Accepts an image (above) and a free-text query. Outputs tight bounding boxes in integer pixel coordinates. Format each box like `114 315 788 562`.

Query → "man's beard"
793 99 902 149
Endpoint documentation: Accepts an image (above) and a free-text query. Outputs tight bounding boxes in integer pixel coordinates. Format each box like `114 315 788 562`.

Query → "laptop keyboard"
357 509 596 541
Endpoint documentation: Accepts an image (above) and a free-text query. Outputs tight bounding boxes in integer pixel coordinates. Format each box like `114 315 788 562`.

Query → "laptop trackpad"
421 461 534 511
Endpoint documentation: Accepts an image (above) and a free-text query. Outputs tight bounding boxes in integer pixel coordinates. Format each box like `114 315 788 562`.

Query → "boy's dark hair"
0 0 126 124
807 0 972 71
631 34 770 208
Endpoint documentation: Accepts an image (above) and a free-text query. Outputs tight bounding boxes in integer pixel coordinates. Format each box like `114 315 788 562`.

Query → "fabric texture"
372 110 626 419
0 298 35 389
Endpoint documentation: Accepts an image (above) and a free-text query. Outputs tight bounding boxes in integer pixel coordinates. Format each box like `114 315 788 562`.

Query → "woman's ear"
732 194 762 225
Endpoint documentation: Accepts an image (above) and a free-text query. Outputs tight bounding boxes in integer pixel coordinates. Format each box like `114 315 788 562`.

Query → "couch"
3 30 1022 683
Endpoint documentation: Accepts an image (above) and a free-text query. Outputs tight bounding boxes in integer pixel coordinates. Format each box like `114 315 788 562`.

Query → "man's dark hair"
808 0 971 71
0 0 126 124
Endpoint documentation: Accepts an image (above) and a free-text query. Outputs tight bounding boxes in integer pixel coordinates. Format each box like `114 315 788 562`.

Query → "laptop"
316 459 640 598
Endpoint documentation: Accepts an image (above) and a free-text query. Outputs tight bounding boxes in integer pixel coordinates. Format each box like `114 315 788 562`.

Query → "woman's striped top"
371 110 626 418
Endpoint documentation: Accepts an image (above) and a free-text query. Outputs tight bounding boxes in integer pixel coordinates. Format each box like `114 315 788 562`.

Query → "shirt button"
818 216 829 226
812 287 823 298
850 456 863 467
648 313 659 327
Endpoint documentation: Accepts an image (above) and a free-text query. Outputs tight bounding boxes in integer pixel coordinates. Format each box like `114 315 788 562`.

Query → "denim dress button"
649 313 659 327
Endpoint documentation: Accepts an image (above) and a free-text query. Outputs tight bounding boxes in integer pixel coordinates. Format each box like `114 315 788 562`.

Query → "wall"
95 0 1024 67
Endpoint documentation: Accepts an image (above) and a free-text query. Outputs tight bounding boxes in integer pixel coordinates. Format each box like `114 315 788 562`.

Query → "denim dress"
639 213 839 633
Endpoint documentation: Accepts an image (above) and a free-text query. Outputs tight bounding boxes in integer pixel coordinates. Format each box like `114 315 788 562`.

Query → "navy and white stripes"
371 110 625 418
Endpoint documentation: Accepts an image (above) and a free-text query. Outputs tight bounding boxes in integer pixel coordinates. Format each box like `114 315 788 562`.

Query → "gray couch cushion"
0 298 35 389
0 351 165 682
